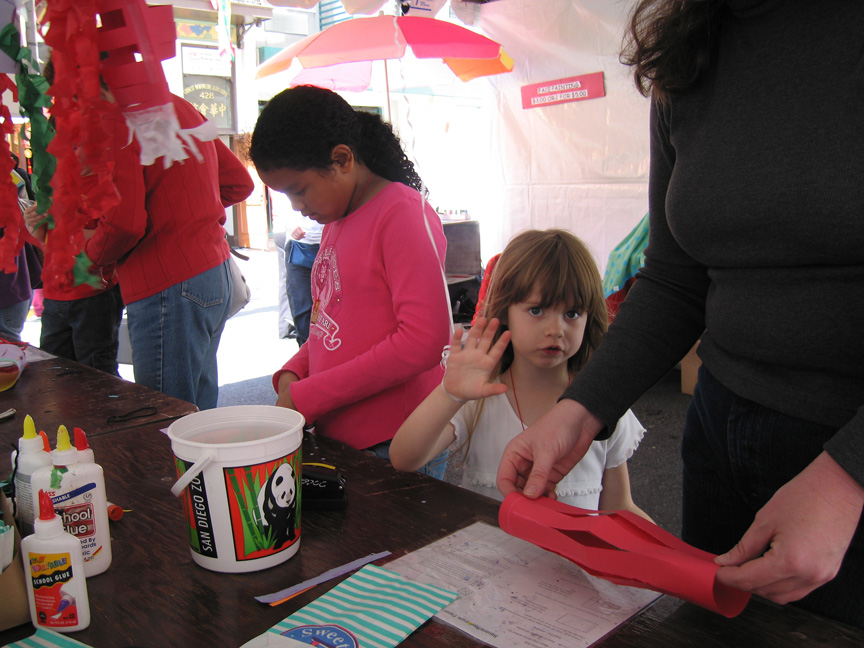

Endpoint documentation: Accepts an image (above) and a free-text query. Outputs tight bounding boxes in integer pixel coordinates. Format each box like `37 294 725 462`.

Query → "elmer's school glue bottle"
11 415 53 537
21 489 91 632
31 426 112 577
72 428 94 464
73 428 124 523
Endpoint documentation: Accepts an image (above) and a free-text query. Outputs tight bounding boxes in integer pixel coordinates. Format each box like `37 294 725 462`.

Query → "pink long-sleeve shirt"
273 182 451 449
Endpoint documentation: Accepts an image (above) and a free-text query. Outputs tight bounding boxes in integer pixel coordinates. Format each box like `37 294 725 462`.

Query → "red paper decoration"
39 0 119 290
0 74 21 273
499 493 751 617
97 0 203 168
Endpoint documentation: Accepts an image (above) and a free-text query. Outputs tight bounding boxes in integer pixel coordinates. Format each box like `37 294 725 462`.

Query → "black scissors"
107 406 158 424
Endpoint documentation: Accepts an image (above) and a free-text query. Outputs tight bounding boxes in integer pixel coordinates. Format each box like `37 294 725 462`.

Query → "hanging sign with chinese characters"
183 76 233 130
181 44 233 130
521 71 605 110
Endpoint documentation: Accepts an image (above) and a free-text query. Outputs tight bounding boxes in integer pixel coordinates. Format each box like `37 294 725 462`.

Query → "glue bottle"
11 415 54 537
73 428 123 523
72 428 94 464
21 489 90 632
31 426 112 577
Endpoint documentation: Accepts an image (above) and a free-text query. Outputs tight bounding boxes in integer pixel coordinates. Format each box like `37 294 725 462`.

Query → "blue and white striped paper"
3 628 93 648
265 564 458 648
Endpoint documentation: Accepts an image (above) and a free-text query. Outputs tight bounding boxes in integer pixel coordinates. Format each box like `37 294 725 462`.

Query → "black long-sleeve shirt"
565 0 864 485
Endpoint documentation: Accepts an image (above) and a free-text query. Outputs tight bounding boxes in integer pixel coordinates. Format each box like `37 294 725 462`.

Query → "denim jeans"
285 240 318 346
40 285 124 375
682 365 864 627
0 299 29 342
126 260 231 410
365 439 450 481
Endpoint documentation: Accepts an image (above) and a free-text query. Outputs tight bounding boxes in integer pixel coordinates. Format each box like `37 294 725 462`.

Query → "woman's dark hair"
620 0 726 101
249 85 425 193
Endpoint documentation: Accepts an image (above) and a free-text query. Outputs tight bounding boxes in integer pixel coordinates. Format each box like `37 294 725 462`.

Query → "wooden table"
2 417 864 647
0 353 198 438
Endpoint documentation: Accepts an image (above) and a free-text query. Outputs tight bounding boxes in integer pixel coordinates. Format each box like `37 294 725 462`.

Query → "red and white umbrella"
265 0 446 19
255 14 513 119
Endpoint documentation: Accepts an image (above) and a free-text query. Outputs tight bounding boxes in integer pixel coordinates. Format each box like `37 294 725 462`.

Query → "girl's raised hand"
442 317 511 402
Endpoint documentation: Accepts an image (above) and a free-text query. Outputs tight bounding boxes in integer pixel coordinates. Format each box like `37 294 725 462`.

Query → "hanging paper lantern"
96 0 216 167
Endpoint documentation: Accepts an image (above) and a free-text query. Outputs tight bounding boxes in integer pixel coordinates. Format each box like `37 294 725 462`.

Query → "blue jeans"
126 261 232 410
682 366 864 627
0 299 29 342
366 440 450 481
40 285 124 375
285 240 318 346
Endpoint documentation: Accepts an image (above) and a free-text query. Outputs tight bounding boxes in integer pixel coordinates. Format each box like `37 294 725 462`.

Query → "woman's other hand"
715 451 864 604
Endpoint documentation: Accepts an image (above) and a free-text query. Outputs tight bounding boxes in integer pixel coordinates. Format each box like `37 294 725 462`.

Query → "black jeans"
40 284 124 376
682 366 864 628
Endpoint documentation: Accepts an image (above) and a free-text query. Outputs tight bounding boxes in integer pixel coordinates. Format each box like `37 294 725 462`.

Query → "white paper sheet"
387 521 661 648
24 346 56 363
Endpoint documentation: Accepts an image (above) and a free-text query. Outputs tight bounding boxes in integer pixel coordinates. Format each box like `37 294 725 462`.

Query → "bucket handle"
171 453 214 497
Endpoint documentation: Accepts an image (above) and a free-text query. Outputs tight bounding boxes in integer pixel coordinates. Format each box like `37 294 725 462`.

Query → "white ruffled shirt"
449 393 645 508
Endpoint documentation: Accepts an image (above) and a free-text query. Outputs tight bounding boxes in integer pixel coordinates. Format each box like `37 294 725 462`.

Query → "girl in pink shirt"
250 86 451 472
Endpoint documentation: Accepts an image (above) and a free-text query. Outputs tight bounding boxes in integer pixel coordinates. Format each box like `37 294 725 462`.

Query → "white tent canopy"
474 0 650 273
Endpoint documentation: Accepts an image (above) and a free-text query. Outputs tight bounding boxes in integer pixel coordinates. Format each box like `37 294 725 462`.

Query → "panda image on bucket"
223 455 303 564
257 463 298 549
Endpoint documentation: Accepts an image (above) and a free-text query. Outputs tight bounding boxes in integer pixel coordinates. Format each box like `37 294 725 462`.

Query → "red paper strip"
0 74 21 273
499 493 750 617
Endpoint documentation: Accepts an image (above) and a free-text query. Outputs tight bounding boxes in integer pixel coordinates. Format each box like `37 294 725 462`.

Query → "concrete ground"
213 246 301 407
21 246 688 535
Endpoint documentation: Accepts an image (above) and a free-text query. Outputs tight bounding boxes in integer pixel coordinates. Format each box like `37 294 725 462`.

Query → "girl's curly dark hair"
249 85 425 194
620 0 726 102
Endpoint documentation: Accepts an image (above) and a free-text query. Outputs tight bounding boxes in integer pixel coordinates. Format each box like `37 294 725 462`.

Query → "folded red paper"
499 493 750 617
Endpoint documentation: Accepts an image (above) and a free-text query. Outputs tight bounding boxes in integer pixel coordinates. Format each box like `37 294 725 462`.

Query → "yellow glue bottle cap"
23 414 37 439
18 414 47 455
53 425 80 466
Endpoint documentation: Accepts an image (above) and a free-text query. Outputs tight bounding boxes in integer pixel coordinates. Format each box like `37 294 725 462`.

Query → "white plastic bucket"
167 406 304 573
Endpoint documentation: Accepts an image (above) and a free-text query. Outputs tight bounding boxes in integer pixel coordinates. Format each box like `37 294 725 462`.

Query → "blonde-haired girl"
390 229 652 517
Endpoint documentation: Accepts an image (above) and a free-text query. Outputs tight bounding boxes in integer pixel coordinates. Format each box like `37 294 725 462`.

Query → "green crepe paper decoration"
0 22 57 225
72 250 103 289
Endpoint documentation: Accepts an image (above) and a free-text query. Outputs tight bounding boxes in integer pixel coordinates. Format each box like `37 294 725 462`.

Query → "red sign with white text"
521 72 606 110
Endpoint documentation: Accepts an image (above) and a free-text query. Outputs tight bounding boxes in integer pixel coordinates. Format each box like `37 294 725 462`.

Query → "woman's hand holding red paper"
715 451 864 604
497 398 605 500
